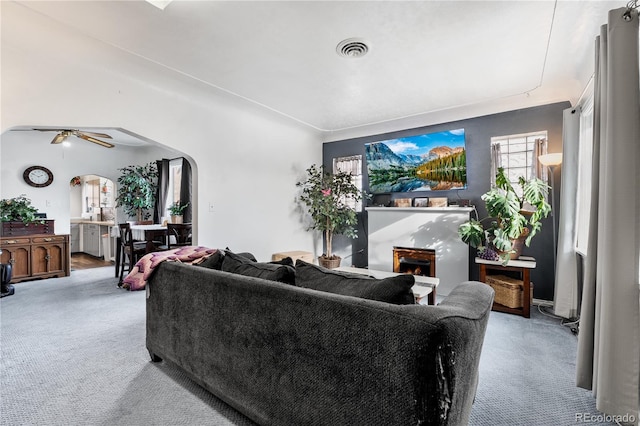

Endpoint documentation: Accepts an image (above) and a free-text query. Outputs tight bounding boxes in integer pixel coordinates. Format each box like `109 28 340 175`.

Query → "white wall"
0 2 322 261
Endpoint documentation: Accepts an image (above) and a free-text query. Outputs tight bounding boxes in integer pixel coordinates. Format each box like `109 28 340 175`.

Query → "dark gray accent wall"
323 101 570 301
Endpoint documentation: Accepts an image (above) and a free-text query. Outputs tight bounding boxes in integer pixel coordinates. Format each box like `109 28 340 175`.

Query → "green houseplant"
0 194 43 225
296 164 364 268
458 167 551 263
168 201 189 223
115 162 158 221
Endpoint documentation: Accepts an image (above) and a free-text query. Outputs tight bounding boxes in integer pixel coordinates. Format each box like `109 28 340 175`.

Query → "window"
163 158 184 218
333 155 363 211
490 131 548 197
575 96 594 255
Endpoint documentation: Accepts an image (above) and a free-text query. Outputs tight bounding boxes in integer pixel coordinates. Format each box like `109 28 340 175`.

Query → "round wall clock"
23 166 54 188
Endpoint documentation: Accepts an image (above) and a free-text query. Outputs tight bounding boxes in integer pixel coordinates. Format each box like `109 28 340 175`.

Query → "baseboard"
532 298 554 308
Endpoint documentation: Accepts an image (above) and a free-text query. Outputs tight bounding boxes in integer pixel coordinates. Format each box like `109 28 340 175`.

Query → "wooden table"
114 224 168 278
476 256 536 318
131 224 168 253
334 266 439 305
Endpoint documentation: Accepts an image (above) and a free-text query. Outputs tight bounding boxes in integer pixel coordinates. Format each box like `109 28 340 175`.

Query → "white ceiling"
14 0 621 133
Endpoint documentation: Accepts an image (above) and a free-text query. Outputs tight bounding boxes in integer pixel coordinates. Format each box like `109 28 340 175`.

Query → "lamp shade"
538 153 563 166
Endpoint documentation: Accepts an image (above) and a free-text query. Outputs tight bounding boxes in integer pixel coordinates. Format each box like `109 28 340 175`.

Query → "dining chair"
166 223 192 249
118 223 147 286
128 220 167 247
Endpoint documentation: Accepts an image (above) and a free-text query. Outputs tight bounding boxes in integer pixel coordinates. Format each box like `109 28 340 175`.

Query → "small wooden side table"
475 256 536 318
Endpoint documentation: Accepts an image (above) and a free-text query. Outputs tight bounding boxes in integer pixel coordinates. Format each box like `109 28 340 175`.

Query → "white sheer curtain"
489 142 501 187
576 7 639 419
553 108 580 319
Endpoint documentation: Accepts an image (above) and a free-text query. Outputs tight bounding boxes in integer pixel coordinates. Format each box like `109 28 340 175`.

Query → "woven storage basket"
485 274 533 309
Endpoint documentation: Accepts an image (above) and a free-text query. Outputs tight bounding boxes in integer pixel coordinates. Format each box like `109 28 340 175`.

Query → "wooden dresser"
0 234 70 283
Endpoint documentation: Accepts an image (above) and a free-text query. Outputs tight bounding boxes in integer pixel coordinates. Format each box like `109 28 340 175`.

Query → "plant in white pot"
296 164 364 269
458 167 551 264
168 201 189 224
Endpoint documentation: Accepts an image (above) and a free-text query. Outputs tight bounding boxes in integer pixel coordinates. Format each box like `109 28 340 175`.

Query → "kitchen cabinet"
1 234 70 283
79 223 113 258
70 223 80 253
83 223 102 257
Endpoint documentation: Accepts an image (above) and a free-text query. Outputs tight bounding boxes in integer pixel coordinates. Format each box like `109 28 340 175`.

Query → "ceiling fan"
29 128 115 148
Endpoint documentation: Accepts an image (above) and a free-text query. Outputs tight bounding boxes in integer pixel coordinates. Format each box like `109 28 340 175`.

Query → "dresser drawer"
1 220 55 237
32 235 68 244
1 237 31 246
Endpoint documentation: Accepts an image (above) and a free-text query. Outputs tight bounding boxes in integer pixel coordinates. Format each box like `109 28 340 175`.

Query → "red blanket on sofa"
122 246 217 291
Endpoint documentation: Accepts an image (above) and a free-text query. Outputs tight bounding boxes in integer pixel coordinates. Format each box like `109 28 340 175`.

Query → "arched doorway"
69 174 116 269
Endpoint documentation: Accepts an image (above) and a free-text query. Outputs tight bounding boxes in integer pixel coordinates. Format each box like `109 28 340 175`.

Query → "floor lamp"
538 153 563 268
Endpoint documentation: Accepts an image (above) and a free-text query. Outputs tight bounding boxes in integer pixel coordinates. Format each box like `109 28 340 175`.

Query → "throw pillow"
295 260 415 305
222 251 295 285
224 248 257 262
196 250 225 270
270 256 294 266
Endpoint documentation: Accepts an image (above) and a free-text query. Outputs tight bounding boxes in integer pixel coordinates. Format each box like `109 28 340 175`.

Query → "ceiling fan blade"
79 131 112 139
76 133 115 148
50 132 69 144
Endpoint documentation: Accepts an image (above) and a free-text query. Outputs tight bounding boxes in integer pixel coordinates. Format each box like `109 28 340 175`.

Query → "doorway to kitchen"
69 174 117 270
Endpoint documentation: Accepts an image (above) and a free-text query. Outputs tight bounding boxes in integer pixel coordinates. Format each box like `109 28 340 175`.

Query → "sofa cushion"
222 251 295 285
195 250 225 270
295 260 416 305
270 256 294 266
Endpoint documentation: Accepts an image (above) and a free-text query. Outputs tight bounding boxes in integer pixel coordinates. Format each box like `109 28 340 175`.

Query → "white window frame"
490 131 548 198
575 95 594 256
333 155 363 212
163 158 184 219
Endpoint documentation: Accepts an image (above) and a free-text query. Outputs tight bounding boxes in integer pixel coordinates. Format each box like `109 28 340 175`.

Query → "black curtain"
179 158 192 223
154 159 170 223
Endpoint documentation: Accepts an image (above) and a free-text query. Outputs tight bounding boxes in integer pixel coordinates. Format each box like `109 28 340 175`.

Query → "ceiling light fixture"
145 0 173 10
336 38 370 58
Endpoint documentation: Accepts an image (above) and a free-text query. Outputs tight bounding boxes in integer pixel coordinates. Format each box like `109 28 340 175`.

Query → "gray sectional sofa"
146 252 494 426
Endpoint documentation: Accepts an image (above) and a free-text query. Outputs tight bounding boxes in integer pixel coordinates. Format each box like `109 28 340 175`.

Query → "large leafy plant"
296 164 364 260
115 162 158 221
458 167 551 262
0 194 42 224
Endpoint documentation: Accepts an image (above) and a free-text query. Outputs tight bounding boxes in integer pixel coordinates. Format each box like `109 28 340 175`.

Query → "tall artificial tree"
115 162 159 221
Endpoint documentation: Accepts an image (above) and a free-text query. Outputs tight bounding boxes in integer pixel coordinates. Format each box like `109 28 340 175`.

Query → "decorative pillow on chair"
295 260 415 305
222 251 295 285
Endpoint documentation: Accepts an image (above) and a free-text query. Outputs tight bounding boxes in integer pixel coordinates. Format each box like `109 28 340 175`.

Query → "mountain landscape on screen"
365 129 467 193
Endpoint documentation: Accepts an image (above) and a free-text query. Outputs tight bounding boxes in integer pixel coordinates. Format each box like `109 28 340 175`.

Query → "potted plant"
458 167 551 263
115 162 158 221
1 194 45 236
1 194 42 225
168 201 189 224
296 164 364 268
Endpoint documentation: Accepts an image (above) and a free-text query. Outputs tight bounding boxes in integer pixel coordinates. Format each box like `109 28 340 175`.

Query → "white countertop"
70 219 115 226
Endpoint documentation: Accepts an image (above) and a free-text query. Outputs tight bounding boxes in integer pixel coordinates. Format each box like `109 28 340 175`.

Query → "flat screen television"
365 128 466 194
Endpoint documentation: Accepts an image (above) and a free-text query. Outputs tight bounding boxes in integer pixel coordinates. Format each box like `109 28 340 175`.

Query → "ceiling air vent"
336 38 370 58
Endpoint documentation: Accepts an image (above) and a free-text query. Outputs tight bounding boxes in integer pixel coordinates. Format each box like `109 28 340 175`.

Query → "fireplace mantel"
366 206 473 297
